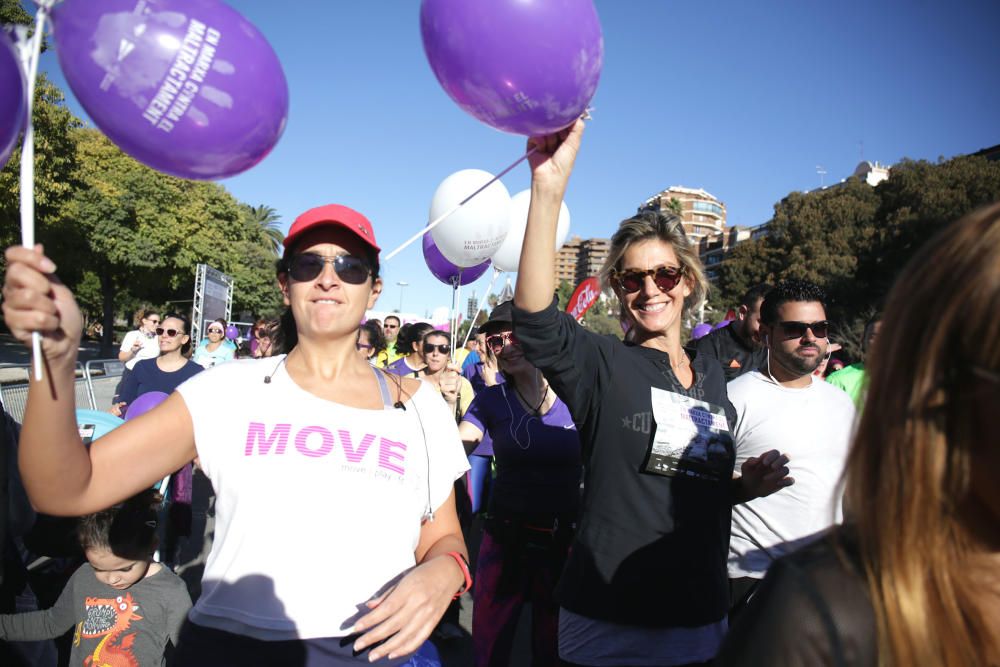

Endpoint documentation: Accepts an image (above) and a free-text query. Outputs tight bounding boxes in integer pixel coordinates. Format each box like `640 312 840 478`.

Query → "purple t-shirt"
463 384 582 517
462 362 505 394
385 357 422 376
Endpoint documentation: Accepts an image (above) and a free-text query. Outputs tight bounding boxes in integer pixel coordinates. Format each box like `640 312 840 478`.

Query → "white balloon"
491 189 571 273
429 169 512 267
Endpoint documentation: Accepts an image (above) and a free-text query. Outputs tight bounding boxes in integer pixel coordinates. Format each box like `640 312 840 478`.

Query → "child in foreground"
0 489 192 666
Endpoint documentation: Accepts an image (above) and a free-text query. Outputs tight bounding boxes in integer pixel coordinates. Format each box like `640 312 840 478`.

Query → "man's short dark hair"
384 315 401 326
740 283 773 309
760 280 827 325
740 283 773 310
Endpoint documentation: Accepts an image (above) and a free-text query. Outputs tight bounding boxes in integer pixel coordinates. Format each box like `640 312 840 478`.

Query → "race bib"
645 387 733 482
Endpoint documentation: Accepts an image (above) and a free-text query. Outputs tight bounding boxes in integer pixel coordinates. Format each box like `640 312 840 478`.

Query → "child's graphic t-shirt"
0 563 191 666
177 357 471 640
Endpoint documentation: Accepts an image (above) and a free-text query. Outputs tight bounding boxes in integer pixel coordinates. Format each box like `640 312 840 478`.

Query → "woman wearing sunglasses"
113 308 162 403
511 121 791 666
250 317 276 359
458 300 581 667
111 313 204 568
716 203 1000 666
192 318 237 369
2 203 471 666
111 313 203 418
416 330 474 423
386 321 434 376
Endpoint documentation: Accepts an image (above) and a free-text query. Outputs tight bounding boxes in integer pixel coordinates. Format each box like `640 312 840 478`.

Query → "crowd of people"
0 119 997 666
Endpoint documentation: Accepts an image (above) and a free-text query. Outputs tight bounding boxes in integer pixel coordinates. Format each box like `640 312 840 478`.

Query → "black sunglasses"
156 327 182 337
207 328 224 334
612 266 684 294
485 332 517 354
423 343 451 355
288 253 371 284
777 320 829 340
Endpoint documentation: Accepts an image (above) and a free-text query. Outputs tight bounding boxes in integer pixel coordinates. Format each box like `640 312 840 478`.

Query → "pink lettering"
339 430 375 463
378 438 407 474
244 422 290 456
295 426 335 458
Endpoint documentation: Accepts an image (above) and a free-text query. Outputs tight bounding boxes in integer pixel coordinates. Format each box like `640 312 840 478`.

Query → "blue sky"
35 0 1000 317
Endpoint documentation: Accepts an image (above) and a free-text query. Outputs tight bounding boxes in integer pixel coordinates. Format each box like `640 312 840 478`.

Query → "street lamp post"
397 281 409 313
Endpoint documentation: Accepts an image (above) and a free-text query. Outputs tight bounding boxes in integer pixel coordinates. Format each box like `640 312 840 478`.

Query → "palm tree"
245 204 284 255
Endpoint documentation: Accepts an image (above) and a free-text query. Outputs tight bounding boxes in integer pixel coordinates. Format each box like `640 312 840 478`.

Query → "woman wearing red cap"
1 204 471 666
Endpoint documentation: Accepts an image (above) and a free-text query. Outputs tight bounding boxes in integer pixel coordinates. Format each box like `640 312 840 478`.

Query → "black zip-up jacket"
513 299 736 627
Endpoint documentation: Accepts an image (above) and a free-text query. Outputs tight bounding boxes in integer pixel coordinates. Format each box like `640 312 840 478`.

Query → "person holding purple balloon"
2 204 471 665
112 313 203 570
511 120 793 667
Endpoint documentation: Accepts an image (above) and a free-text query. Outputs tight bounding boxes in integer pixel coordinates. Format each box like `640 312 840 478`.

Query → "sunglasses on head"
356 342 373 351
423 343 451 355
612 266 684 294
486 331 518 354
156 327 182 338
777 320 829 340
287 253 371 284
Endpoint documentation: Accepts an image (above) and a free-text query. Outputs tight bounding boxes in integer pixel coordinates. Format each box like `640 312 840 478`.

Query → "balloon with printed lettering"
0 31 27 170
50 0 288 180
429 168 512 267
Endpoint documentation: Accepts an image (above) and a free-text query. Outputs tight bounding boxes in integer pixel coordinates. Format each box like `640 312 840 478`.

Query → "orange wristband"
445 551 472 599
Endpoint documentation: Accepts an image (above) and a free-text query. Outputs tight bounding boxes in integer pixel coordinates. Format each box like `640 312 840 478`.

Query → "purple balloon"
225 323 239 340
125 391 169 420
691 323 713 340
0 31 26 170
713 319 732 330
51 0 288 180
421 0 603 136
423 233 489 286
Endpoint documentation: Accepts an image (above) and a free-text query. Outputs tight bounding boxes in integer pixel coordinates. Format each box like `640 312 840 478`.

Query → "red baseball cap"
283 204 380 253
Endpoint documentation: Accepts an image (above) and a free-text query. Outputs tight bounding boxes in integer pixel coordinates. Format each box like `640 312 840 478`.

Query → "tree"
713 154 1000 342
667 197 683 216
244 204 284 255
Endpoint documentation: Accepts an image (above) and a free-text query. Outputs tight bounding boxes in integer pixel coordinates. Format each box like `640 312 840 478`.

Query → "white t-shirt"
119 329 160 370
727 371 856 580
176 357 470 640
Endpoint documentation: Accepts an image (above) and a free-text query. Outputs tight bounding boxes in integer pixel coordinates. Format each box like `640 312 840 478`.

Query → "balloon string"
19 4 49 381
383 145 540 262
461 267 502 349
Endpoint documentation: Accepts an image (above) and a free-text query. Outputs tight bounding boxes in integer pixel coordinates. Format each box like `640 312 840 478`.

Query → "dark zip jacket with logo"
513 299 737 627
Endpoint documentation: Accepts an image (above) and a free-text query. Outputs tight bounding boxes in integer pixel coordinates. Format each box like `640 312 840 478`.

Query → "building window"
692 201 724 216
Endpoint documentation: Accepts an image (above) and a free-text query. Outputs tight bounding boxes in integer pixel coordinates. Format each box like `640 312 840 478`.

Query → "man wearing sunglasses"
692 284 771 381
377 315 404 367
726 280 856 620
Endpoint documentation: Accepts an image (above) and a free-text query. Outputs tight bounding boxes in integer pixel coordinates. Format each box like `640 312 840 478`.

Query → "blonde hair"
843 201 1000 665
599 210 709 324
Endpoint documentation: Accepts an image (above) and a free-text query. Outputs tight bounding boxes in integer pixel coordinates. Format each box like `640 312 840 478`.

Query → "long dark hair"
77 489 161 561
360 320 387 357
273 241 381 354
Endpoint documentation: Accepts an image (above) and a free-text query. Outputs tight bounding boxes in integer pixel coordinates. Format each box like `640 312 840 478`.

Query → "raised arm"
2 246 196 515
514 119 585 313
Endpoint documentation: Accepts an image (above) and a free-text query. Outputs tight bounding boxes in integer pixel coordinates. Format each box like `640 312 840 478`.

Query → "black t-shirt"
692 322 767 382
513 299 736 628
715 527 878 667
